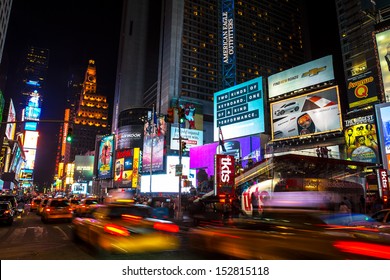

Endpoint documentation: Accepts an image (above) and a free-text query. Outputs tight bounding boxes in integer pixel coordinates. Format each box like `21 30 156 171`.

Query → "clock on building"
88 75 96 82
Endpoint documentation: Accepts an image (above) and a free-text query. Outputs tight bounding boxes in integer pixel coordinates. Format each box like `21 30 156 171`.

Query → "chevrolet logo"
301 66 327 77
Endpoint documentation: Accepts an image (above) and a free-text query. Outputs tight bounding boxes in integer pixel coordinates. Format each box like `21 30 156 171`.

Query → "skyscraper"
0 0 13 65
113 0 310 141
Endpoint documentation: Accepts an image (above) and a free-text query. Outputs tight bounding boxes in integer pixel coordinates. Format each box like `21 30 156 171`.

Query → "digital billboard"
375 28 390 102
74 155 94 181
142 116 166 173
214 77 265 141
170 126 203 152
140 156 194 194
375 103 390 170
346 71 378 109
271 86 342 141
344 114 379 163
116 125 143 150
190 136 262 178
95 134 114 179
24 106 41 120
114 148 141 189
268 55 335 99
5 99 16 140
23 130 39 149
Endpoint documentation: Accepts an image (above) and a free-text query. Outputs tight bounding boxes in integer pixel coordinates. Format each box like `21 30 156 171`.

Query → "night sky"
2 0 341 187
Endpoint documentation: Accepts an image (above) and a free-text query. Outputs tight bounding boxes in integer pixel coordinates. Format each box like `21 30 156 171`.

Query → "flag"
219 127 226 152
153 110 161 136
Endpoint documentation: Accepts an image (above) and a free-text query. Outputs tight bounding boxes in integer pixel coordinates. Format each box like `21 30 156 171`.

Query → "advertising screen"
375 28 390 102
140 156 194 194
190 136 261 178
114 148 141 189
142 116 166 174
271 86 342 141
95 134 114 179
116 125 143 150
23 148 36 170
24 106 41 120
5 100 16 140
74 155 94 181
375 103 390 170
268 55 335 99
24 130 39 149
346 71 378 109
214 77 265 141
344 114 379 163
170 126 203 151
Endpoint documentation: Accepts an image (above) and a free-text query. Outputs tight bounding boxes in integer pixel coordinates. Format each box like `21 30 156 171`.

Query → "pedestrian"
316 146 321 157
251 191 259 218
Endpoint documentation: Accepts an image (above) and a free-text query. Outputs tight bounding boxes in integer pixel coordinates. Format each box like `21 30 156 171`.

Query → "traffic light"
178 107 186 124
181 141 187 153
166 107 174 123
66 128 73 143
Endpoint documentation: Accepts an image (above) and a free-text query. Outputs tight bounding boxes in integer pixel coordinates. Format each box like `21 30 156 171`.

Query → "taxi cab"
74 197 100 217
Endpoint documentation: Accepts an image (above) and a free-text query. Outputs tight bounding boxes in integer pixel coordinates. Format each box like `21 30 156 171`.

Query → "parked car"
72 203 180 256
0 201 15 225
41 197 73 223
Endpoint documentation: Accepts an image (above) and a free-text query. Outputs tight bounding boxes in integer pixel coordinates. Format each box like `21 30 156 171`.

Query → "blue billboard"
214 76 265 141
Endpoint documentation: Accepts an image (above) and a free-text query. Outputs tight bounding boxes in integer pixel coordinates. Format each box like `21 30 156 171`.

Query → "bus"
241 177 364 216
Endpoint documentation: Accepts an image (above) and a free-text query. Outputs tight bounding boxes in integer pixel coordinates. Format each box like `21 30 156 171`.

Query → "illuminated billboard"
5 99 16 140
268 55 335 99
23 130 39 149
344 114 379 163
375 28 390 101
375 103 390 170
24 106 41 120
170 126 203 152
114 148 141 188
190 136 262 178
214 76 265 141
116 125 143 150
271 86 342 141
95 134 114 179
74 155 94 181
346 71 378 109
23 148 37 170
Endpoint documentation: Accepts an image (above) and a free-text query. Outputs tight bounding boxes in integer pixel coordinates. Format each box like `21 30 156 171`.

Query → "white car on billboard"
274 101 300 116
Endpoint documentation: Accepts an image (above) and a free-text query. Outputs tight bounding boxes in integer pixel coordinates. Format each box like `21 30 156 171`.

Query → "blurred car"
371 208 390 224
68 198 80 211
187 208 390 260
74 197 99 217
0 194 18 213
0 201 15 225
72 203 180 256
36 197 50 216
30 197 42 212
41 197 73 223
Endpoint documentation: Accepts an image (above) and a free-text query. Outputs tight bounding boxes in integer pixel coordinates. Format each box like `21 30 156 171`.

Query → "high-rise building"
71 60 110 161
113 0 310 142
335 0 390 107
0 0 13 66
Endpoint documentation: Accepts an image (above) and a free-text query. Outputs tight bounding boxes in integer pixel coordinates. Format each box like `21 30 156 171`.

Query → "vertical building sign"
221 0 236 88
377 168 389 204
214 154 235 196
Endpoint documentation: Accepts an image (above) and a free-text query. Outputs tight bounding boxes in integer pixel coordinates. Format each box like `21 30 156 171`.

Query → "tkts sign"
377 169 389 203
214 154 235 196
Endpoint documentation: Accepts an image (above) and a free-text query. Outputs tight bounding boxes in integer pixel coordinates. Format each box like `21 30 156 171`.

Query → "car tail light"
45 208 51 212
153 222 179 233
333 241 390 259
4 210 10 214
104 224 130 236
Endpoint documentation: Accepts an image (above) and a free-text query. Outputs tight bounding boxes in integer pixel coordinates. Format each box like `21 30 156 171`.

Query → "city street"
0 212 202 260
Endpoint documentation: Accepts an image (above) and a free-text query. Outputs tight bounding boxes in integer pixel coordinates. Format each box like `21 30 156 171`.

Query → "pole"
177 101 183 220
149 107 154 195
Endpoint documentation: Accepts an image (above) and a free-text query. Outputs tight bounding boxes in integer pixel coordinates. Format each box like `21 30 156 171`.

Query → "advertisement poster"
271 86 342 141
96 134 114 179
141 115 166 173
344 114 379 163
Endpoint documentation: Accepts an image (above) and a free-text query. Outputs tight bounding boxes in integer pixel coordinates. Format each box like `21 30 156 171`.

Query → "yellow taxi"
74 197 99 217
72 203 180 256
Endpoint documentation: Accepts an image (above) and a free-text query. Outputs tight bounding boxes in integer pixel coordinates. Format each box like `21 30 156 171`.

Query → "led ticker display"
214 76 265 141
271 86 342 141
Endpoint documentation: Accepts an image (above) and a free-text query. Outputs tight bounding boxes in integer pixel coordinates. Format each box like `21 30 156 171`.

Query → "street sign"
175 164 183 176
